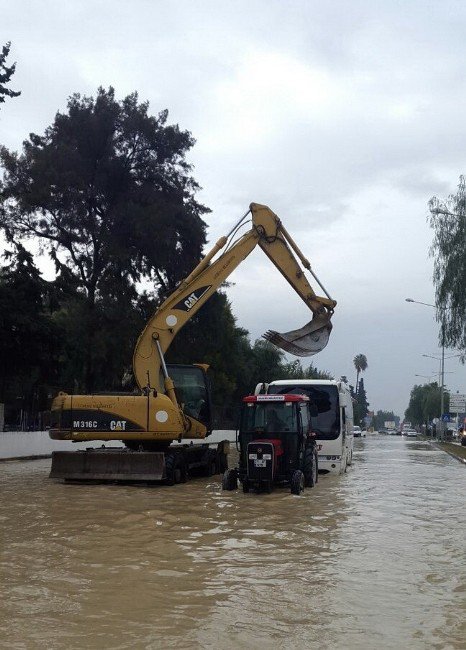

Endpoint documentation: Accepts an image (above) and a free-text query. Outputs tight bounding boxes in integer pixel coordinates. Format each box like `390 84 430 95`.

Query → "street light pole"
406 298 446 440
440 318 445 440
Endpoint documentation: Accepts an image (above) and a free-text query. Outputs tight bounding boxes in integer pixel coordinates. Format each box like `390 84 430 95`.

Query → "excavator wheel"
164 453 186 485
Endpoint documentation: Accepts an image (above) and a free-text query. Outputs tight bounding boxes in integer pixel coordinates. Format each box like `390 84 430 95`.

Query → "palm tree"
353 354 368 394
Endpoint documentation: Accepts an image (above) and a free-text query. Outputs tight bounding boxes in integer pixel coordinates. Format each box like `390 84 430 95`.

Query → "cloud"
2 0 466 416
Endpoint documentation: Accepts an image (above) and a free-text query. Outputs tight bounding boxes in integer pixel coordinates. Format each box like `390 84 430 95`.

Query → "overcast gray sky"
2 0 466 418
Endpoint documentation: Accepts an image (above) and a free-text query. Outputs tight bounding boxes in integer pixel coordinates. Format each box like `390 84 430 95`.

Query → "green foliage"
405 382 449 426
353 353 368 392
372 410 400 430
429 176 466 353
0 86 333 426
0 87 208 390
0 247 60 422
351 378 369 426
0 42 20 105
279 358 333 380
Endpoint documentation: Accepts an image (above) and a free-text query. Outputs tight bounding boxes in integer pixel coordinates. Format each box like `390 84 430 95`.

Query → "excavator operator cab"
222 394 319 495
165 364 212 429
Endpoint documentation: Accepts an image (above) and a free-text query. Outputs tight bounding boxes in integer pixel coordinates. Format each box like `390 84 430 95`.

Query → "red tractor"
222 394 318 495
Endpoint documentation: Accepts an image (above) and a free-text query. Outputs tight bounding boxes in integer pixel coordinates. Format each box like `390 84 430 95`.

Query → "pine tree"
0 42 20 105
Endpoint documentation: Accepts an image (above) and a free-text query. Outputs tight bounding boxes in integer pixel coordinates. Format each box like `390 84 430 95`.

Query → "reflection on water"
1 437 465 649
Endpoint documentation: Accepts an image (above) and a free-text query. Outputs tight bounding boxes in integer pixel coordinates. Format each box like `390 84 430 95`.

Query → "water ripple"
1 438 465 649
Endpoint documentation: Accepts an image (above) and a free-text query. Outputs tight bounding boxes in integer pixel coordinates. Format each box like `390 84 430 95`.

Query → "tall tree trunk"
83 289 96 393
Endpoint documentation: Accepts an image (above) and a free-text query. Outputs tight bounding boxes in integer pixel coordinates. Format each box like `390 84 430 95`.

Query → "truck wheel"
303 445 317 487
222 469 237 491
290 469 304 495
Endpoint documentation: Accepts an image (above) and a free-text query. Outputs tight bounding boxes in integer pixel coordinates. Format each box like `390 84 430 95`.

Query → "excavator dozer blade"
263 313 333 356
50 449 165 482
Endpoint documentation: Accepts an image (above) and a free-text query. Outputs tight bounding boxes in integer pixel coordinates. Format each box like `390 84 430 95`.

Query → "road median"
435 441 466 464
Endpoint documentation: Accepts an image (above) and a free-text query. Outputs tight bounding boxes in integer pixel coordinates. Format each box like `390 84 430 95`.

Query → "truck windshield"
241 402 298 433
268 384 340 440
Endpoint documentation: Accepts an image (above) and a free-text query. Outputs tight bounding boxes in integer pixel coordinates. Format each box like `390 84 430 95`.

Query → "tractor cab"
222 394 319 495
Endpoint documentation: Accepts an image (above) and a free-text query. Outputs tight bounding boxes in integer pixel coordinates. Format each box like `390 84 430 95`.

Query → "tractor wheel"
290 469 304 495
303 445 317 487
222 469 238 491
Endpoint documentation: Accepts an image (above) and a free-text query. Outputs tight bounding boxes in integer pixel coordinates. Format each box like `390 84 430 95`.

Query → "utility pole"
440 319 445 440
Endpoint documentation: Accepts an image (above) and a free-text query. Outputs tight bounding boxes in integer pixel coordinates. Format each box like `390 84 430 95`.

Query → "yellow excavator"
49 203 336 483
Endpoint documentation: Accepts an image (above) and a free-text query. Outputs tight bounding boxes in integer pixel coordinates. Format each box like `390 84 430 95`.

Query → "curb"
431 441 466 465
0 454 51 462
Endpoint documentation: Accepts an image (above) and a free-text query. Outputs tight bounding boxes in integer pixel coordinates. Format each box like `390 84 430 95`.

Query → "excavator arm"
133 203 336 392
48 201 337 476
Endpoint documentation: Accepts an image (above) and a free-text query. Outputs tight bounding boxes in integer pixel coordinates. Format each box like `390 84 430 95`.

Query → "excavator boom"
49 201 336 474
133 202 336 392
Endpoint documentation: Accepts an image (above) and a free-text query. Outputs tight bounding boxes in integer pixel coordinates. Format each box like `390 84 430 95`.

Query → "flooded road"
1 436 465 649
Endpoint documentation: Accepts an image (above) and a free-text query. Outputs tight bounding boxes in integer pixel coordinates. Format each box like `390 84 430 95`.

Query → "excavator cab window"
165 364 212 428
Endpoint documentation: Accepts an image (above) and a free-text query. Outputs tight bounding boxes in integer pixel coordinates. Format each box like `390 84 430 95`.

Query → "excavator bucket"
263 312 333 357
49 449 166 482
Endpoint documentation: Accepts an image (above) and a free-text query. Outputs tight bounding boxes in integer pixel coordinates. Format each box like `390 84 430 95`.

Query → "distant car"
353 426 362 437
405 430 418 438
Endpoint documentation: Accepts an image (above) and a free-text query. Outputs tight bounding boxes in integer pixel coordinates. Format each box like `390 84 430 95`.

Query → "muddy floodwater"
1 436 465 649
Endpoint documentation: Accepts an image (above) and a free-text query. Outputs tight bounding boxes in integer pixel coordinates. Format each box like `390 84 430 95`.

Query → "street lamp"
422 353 460 385
414 371 454 383
406 297 446 440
